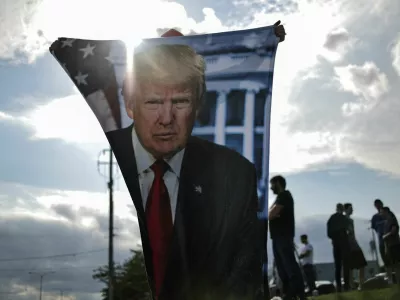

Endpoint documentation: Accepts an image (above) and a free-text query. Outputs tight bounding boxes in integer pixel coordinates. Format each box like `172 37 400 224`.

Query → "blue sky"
1 0 400 299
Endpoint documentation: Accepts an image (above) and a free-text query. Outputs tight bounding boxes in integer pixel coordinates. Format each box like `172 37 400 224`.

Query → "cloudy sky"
1 0 400 299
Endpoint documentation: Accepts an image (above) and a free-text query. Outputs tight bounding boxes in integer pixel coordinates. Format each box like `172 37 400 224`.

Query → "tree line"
92 249 150 300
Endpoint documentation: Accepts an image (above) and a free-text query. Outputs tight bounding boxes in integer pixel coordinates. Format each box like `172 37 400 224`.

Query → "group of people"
327 200 400 291
327 203 367 291
268 175 400 300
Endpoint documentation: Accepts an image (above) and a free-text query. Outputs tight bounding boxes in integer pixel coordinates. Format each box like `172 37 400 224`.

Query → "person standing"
269 175 305 300
272 259 283 297
344 203 367 290
326 203 350 292
371 199 389 268
381 206 400 285
298 234 317 293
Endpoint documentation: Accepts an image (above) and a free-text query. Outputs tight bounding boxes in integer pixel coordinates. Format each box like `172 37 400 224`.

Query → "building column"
243 88 258 162
215 90 228 145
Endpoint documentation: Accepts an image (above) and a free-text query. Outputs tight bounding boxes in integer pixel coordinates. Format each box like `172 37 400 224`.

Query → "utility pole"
56 289 65 300
51 288 69 300
29 271 55 300
97 148 118 300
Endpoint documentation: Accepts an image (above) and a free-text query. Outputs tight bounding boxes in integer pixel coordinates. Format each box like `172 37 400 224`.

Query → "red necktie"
146 160 173 296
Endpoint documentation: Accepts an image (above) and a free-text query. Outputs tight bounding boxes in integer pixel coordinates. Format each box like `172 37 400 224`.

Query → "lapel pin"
194 185 202 195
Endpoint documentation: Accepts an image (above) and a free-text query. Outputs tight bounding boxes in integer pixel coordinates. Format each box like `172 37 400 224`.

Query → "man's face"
375 202 383 211
126 83 197 158
346 205 353 215
270 181 279 195
300 236 307 244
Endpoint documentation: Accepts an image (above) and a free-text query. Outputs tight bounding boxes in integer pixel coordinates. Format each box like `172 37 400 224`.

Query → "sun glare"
122 38 142 74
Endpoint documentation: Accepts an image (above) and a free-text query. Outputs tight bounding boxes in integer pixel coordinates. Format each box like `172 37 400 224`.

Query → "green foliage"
92 249 151 300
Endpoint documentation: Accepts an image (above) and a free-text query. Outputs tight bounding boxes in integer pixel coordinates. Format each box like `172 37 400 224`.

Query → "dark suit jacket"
106 125 264 300
327 212 349 243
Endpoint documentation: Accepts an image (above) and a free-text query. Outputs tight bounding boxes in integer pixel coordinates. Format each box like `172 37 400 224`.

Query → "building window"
226 134 243 154
253 133 263 180
196 91 217 127
254 89 268 127
226 90 245 126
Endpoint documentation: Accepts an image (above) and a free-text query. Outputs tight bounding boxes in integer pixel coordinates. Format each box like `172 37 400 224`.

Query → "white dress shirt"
299 243 314 266
131 127 185 223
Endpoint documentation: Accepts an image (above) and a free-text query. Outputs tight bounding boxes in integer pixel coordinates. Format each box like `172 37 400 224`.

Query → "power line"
0 248 106 263
0 265 99 272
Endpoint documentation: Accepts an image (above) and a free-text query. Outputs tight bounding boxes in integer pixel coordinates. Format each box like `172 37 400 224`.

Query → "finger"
278 28 286 36
274 20 281 27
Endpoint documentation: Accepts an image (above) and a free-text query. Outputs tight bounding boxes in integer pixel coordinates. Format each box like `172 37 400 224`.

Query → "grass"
315 286 400 300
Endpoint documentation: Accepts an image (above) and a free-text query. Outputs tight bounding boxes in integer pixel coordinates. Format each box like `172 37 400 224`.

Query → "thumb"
274 20 281 27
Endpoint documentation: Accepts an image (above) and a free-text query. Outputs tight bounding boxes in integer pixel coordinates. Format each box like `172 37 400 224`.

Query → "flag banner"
50 25 279 299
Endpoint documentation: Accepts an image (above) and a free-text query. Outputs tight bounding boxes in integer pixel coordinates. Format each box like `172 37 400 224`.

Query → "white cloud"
0 110 15 120
0 179 134 223
238 0 400 176
391 34 400 77
334 62 390 115
339 92 400 175
269 128 340 173
0 0 47 63
324 28 351 52
239 0 353 173
335 62 389 101
21 94 108 144
0 0 226 63
321 27 358 62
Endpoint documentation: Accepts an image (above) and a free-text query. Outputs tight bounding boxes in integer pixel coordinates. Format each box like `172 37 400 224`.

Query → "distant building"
191 34 276 206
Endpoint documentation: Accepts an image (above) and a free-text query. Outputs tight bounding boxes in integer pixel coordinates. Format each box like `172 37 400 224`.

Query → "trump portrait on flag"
50 23 286 300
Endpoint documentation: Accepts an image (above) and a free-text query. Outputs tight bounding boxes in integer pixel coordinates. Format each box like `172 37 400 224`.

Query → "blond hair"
123 44 206 108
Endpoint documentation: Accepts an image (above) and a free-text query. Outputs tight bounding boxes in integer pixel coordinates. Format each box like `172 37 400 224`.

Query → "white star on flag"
74 72 88 85
61 39 75 48
79 43 96 59
105 53 114 64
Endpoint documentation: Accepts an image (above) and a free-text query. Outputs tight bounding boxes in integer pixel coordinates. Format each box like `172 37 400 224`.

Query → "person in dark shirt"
344 203 367 289
326 203 350 291
269 175 305 300
371 199 389 267
381 206 400 285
